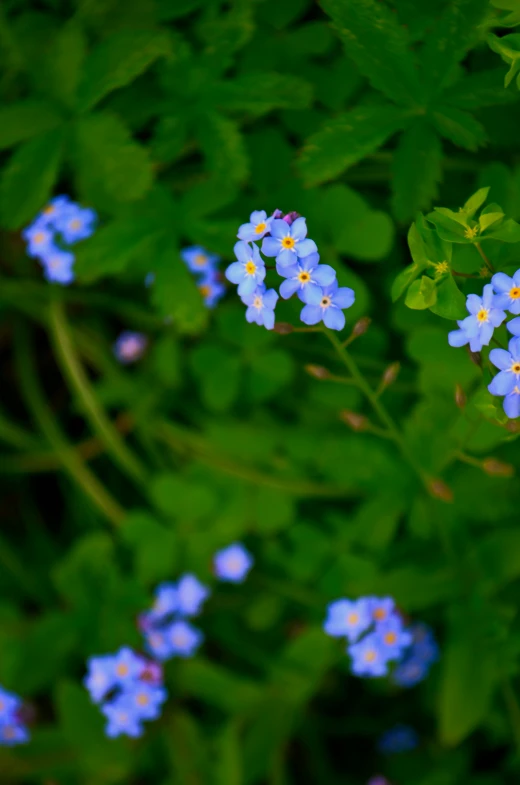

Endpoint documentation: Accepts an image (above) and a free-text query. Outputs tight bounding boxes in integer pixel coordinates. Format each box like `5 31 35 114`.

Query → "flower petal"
489 348 512 371
237 223 255 241
491 272 513 294
324 306 345 331
301 252 320 271
291 217 308 241
225 262 244 284
300 304 322 325
493 294 512 310
263 309 275 330
301 281 323 305
261 236 280 257
333 287 355 309
277 262 299 279
296 238 318 258
263 289 279 310
250 210 267 224
489 308 506 327
509 336 520 361
488 370 515 396
312 264 336 286
504 392 520 418
448 329 469 348
479 322 494 346
276 248 296 268
482 283 494 308
270 219 290 239
280 278 300 299
466 294 482 315
238 276 257 297
234 241 251 262
507 317 520 336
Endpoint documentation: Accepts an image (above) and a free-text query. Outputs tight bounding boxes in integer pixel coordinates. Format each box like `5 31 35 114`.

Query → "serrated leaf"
212 71 313 115
442 68 519 109
431 105 487 151
0 101 63 151
0 128 64 229
319 0 422 105
151 244 208 334
151 114 189 164
391 121 443 221
77 29 172 111
405 275 437 309
42 21 86 108
298 104 408 186
429 275 467 319
74 112 153 204
198 113 248 185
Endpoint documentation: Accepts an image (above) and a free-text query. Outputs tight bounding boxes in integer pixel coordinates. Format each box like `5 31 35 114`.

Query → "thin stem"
48 300 148 484
14 322 126 528
475 243 494 273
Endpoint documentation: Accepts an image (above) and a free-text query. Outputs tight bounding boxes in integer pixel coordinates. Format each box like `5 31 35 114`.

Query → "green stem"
48 300 148 484
14 322 126 528
0 409 41 451
475 242 494 273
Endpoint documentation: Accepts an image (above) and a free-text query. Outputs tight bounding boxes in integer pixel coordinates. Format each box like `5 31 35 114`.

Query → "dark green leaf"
443 68 520 109
483 218 520 242
198 113 249 185
0 101 63 151
41 22 86 108
391 121 443 221
212 71 313 115
431 105 487 151
429 275 467 319
151 244 208 333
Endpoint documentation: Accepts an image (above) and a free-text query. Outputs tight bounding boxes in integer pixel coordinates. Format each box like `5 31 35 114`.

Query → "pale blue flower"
237 210 273 242
278 252 336 305
300 280 355 331
261 217 317 268
225 241 266 296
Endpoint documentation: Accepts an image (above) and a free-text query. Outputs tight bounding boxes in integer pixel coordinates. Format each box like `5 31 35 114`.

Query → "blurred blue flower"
409 623 439 664
0 687 21 722
226 241 266 297
488 336 520 418
181 246 220 275
214 542 254 583
323 598 372 642
55 204 97 244
125 683 167 722
84 655 117 703
112 647 146 687
241 284 278 330
377 725 418 754
0 686 28 747
300 280 355 331
22 222 55 258
392 657 429 688
145 272 155 287
448 284 506 352
176 574 210 617
366 597 396 626
261 217 317 268
238 210 273 242
102 695 144 739
492 270 520 314
38 195 73 226
198 271 226 308
349 632 390 678
278 252 336 305
40 248 75 285
168 620 204 657
113 331 147 364
367 777 391 785
375 617 412 659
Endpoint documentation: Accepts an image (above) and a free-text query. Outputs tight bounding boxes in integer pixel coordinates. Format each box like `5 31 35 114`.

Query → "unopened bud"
468 348 482 367
455 383 466 409
271 208 283 219
305 364 331 380
351 317 371 338
381 362 400 389
505 420 520 433
427 477 454 503
282 211 300 225
273 322 293 334
340 409 368 432
482 457 514 477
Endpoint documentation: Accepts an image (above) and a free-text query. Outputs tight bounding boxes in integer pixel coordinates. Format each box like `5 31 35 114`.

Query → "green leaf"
488 33 520 86
298 104 408 186
151 244 208 334
405 275 437 309
74 112 153 204
197 113 249 185
41 21 86 108
0 128 64 229
391 121 443 221
150 474 218 521
121 510 177 585
77 29 172 111
431 105 487 151
151 114 189 164
483 218 520 242
319 0 422 105
212 71 313 115
248 349 295 402
213 723 243 785
442 68 519 109
0 101 63 151
190 345 241 411
462 186 490 217
429 275 467 319
391 262 425 301
479 211 504 232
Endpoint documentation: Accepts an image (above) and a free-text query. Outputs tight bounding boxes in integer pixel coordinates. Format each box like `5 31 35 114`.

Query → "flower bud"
271 209 283 219
282 211 300 225
340 409 368 432
427 477 453 503
305 364 331 380
454 383 466 409
351 317 371 338
381 362 400 389
273 322 293 334
467 348 482 367
505 419 520 433
482 457 514 477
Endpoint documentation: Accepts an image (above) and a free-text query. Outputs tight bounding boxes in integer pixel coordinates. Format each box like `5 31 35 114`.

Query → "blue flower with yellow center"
349 631 391 677
374 616 412 659
261 217 317 268
448 284 506 352
488 336 520 418
241 283 278 330
238 210 273 242
278 252 337 305
22 222 55 259
102 694 144 738
40 248 75 285
300 280 355 331
323 598 372 642
181 246 220 274
492 269 520 314
214 542 254 582
198 270 225 308
226 241 266 296
55 204 97 244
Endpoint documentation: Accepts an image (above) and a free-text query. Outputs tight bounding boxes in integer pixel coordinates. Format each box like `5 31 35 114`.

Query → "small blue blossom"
392 657 429 688
508 317 520 336
145 272 155 287
0 687 21 721
113 331 147 364
38 195 73 226
323 598 372 642
181 246 220 275
198 271 226 308
492 270 520 314
167 620 204 658
237 210 273 242
144 629 176 661
40 248 75 285
241 284 278 330
84 655 117 703
125 683 168 722
448 284 507 352
214 542 254 583
112 647 145 687
366 597 396 626
375 617 412 659
377 725 418 754
349 632 390 678
176 574 210 617
278 252 337 305
102 695 144 739
150 583 179 621
55 204 97 244
300 280 355 331
261 217 317 268
226 241 266 297
0 686 28 747
409 623 439 665
22 222 55 258
488 336 520 418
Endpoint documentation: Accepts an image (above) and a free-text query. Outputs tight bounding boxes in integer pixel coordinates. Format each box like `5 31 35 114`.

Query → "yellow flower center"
510 287 520 300
512 363 520 374
116 664 129 677
298 271 311 283
199 285 211 298
253 296 263 309
434 261 449 276
281 236 295 249
34 232 45 244
117 713 128 723
136 693 149 706
43 205 55 216
70 218 81 229
464 226 478 239
255 222 267 234
477 308 489 323
364 649 377 663
384 632 397 645
373 608 386 621
194 254 207 266
245 261 257 275
320 296 331 308
347 612 359 625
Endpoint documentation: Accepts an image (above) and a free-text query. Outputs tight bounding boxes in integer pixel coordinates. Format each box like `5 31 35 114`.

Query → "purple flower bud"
282 211 300 225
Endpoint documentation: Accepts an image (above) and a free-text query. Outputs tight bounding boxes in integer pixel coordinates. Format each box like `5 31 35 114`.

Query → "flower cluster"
391 622 439 688
377 724 418 754
181 246 225 308
113 331 148 364
226 210 355 331
22 195 96 285
84 647 167 738
0 686 30 746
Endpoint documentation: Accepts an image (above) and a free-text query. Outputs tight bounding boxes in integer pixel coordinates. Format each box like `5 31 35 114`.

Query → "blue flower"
392 657 429 688
102 695 144 739
181 246 220 275
176 574 210 617
349 631 390 678
0 688 21 721
55 204 97 244
38 195 73 226
22 222 55 259
214 543 254 582
198 271 226 308
300 280 355 331
492 270 520 314
508 317 520 336
238 210 273 242
112 647 145 687
261 217 317 268
150 582 179 621
488 336 520 418
366 597 396 625
0 719 30 747
113 331 147 364
375 617 412 659
377 725 418 754
408 623 439 665
125 683 167 722
167 620 204 658
323 598 372 642
144 628 176 661
241 284 278 330
448 284 507 352
226 241 266 296
84 655 117 703
40 248 75 285
278 252 337 305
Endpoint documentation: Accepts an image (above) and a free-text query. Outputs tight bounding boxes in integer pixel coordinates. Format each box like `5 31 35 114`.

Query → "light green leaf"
197 112 249 185
405 275 437 309
479 211 504 232
298 104 408 186
0 128 64 229
483 218 520 242
391 122 443 221
74 112 153 204
0 101 63 151
488 33 520 86
431 105 487 151
429 275 467 319
338 210 395 261
74 217 161 282
391 262 425 301
408 220 429 265
77 29 172 111
462 186 490 217
319 0 422 105
434 207 469 227
41 21 86 108
213 723 243 785
151 244 208 334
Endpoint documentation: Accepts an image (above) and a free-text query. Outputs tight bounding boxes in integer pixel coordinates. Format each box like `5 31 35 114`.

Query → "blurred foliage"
1 0 520 783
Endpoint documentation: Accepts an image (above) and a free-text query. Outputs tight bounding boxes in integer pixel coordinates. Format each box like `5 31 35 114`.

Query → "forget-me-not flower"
300 280 355 331
126 683 167 722
168 620 204 658
492 270 520 314
261 217 317 268
102 695 144 739
375 617 412 659
214 543 254 582
323 598 372 642
114 331 147 364
84 655 117 703
349 632 390 678
392 657 429 688
508 317 520 336
488 336 520 417
55 204 97 244
278 252 337 305
0 688 21 722
226 241 266 296
40 248 75 285
0 685 28 747
22 223 55 258
238 210 273 242
448 284 507 352
181 246 220 274
198 271 225 308
241 284 279 330
176 574 210 617
366 597 396 625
